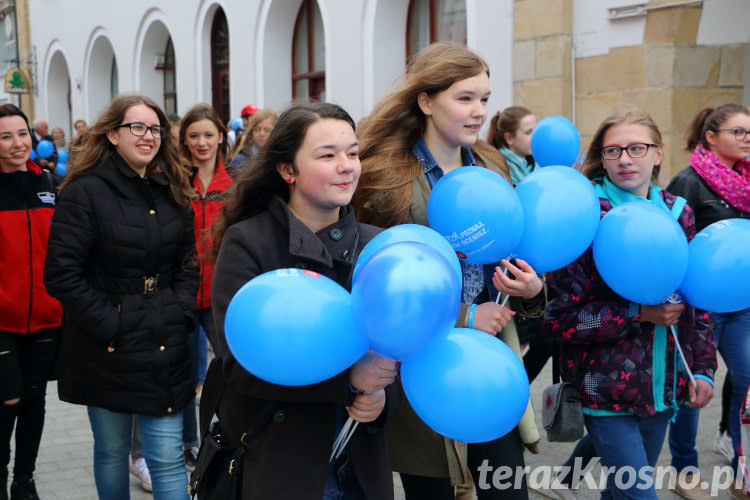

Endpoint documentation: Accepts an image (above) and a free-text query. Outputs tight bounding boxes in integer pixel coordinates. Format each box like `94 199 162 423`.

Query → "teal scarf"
499 147 538 185
594 175 685 419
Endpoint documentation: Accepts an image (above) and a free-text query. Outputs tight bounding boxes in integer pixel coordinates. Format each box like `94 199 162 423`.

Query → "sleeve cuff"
628 302 640 319
694 374 714 388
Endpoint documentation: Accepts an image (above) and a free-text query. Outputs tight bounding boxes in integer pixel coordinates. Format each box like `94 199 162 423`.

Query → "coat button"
167 407 173 413
159 345 165 351
149 209 156 215
329 228 343 241
273 410 286 423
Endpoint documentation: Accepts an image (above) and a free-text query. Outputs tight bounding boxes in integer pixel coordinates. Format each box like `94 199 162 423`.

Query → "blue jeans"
668 404 700 471
713 307 750 472
585 411 671 500
88 406 188 500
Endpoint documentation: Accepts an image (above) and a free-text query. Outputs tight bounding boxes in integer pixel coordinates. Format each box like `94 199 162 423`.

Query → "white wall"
29 0 516 124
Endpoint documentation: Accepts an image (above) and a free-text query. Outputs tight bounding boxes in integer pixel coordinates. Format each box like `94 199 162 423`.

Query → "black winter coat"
210 197 399 500
44 153 199 416
667 166 750 232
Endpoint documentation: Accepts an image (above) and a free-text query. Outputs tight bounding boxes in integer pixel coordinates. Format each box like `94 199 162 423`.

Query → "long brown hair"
178 103 228 168
486 106 533 149
354 42 508 228
228 108 278 161
62 94 194 206
212 102 355 255
581 105 663 182
685 103 750 152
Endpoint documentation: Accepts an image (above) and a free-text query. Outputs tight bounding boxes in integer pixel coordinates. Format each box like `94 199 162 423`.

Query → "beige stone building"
513 0 749 181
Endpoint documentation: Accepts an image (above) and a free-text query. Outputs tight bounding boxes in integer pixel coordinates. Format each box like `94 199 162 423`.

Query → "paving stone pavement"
9 357 738 499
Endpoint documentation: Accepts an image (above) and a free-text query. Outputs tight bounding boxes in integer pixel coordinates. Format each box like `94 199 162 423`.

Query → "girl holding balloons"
354 42 546 500
666 103 750 481
209 102 399 500
543 106 716 500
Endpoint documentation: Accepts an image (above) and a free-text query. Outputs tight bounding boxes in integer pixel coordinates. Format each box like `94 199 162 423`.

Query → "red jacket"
0 161 63 334
191 162 233 310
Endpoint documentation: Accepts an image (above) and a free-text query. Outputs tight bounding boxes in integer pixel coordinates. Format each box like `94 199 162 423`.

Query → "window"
210 8 230 123
292 0 325 101
163 38 176 115
406 0 467 59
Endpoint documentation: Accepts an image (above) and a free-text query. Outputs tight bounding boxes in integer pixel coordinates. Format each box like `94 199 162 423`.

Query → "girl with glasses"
542 106 717 500
44 94 199 500
666 103 750 496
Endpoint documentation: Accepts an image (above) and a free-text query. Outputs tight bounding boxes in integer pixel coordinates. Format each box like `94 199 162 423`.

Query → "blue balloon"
55 162 67 176
29 149 37 161
679 219 750 313
225 268 368 386
401 328 530 443
427 166 523 264
593 201 688 305
514 166 600 273
36 140 54 159
230 117 243 131
351 242 460 360
57 149 69 163
353 224 462 287
530 116 581 167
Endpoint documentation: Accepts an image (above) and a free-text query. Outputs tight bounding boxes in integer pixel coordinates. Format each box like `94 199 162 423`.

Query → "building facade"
5 0 749 177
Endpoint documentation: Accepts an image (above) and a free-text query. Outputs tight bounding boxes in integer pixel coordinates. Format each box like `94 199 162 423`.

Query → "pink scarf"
689 144 750 213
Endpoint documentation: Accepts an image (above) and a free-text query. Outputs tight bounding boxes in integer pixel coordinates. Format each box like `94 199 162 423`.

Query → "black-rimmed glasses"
716 128 750 141
117 122 166 139
600 143 660 160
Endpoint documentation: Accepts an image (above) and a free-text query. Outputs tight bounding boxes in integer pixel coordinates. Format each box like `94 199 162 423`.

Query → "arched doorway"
210 8 230 123
406 0 467 59
137 20 175 114
46 51 72 138
87 35 117 122
292 0 325 101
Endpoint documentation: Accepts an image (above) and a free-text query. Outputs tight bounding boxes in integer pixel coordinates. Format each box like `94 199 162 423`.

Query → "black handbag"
540 343 589 443
188 358 274 499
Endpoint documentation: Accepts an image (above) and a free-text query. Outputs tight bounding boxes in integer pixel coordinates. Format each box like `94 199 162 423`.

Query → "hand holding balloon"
640 303 684 327
468 303 515 335
686 379 713 409
492 258 543 300
349 350 399 393
347 389 386 423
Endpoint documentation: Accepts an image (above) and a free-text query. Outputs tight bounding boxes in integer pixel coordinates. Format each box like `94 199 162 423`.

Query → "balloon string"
330 416 359 462
495 266 511 306
670 324 697 390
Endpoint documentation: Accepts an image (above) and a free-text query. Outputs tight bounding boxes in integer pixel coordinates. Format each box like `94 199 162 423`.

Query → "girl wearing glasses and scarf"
542 106 716 500
44 94 199 500
666 103 750 494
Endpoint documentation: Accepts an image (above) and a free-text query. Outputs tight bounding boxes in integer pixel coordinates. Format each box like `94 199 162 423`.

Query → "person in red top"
179 103 233 470
0 104 63 499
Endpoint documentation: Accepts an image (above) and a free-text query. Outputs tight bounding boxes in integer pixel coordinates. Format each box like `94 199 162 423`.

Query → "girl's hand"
349 350 398 393
493 259 543 300
467 302 515 335
640 303 684 327
686 379 713 408
347 389 386 423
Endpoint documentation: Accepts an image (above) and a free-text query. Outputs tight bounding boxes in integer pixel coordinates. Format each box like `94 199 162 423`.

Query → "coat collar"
96 152 169 186
267 196 359 269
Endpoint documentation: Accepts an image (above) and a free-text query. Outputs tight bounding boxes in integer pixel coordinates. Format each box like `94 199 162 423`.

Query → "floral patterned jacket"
542 191 716 417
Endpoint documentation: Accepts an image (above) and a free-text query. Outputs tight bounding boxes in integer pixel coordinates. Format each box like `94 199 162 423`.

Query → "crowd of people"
0 41 748 500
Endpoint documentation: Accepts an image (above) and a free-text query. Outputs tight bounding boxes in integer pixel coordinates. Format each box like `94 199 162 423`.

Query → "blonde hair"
229 108 278 161
62 94 194 206
354 42 508 228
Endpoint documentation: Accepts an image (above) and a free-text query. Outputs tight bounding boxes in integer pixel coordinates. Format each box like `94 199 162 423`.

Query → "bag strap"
199 357 277 445
199 357 226 437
